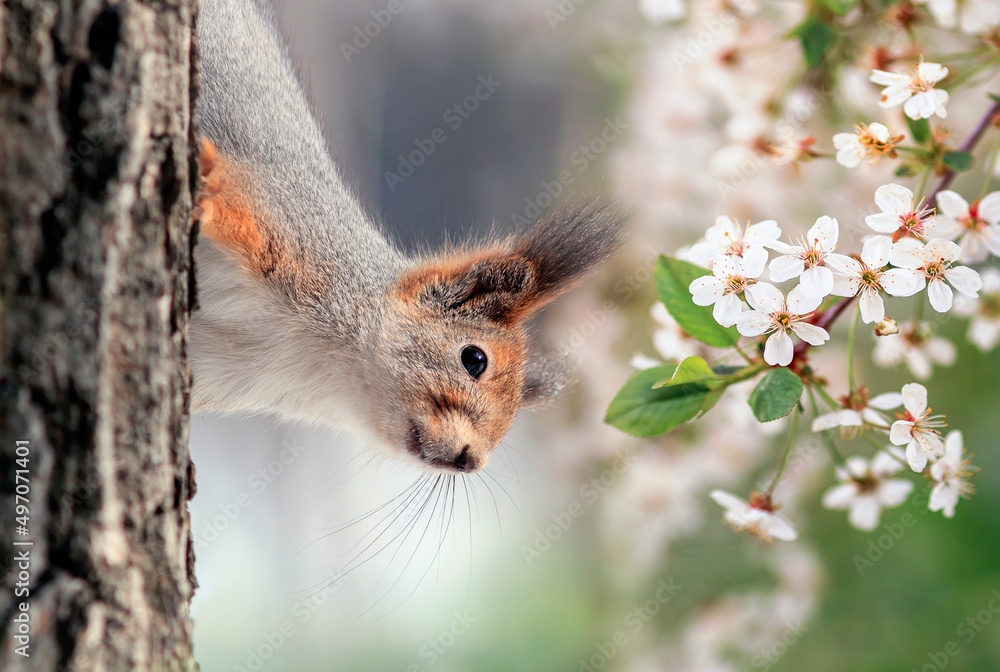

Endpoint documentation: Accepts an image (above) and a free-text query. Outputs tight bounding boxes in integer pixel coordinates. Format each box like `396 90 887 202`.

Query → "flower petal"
736 310 773 337
935 190 968 218
906 440 928 472
946 266 983 297
848 496 882 531
787 284 822 313
766 513 797 541
862 235 893 268
881 269 922 297
889 237 926 269
901 382 927 415
927 279 954 312
808 215 839 249
866 212 902 233
740 245 769 278
790 321 830 346
690 276 725 306
874 183 913 216
769 255 805 283
746 282 784 314
822 483 858 510
869 392 903 409
859 289 885 324
917 61 948 83
978 191 1000 224
709 489 746 513
800 265 834 297
890 420 915 446
877 479 913 507
713 292 744 327
764 329 794 366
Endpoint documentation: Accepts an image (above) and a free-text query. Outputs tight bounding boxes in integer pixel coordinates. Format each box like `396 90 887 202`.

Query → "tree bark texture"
0 0 198 669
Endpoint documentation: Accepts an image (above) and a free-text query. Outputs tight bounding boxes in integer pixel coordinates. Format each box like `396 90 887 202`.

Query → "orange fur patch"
197 139 278 276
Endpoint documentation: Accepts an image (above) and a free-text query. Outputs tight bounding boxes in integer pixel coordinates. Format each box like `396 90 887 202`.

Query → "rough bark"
0 0 199 670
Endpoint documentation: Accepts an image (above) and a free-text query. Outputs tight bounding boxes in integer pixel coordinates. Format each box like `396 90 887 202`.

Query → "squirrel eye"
460 346 487 379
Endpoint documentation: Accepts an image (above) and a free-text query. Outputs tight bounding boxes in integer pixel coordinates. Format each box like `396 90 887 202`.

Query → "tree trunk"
0 0 198 669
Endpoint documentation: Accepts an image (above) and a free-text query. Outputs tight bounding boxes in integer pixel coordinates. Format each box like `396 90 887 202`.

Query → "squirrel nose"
453 445 476 472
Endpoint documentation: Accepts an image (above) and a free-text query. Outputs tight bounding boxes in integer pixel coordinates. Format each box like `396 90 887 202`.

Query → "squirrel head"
195 141 626 473
365 201 628 473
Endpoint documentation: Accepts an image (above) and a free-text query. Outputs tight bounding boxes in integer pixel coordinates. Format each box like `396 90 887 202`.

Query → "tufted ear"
509 199 629 318
400 200 628 324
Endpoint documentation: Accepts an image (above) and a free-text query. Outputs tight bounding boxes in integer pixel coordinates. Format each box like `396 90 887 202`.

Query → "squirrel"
191 0 627 474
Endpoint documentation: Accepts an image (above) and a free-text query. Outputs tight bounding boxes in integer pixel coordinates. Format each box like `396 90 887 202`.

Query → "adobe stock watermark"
193 439 308 552
750 619 809 671
231 568 347 672
508 115 629 227
340 0 407 63
404 611 477 671
521 448 634 565
576 577 682 672
383 75 502 192
911 588 1000 672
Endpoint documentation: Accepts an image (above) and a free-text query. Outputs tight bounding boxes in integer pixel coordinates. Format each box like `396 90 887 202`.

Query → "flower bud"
875 317 898 336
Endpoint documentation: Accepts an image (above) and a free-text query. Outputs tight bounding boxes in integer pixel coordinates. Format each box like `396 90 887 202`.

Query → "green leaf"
654 256 739 349
653 356 716 388
605 365 708 437
748 368 803 423
988 93 1000 104
793 16 837 69
943 151 974 172
895 164 918 177
906 117 930 145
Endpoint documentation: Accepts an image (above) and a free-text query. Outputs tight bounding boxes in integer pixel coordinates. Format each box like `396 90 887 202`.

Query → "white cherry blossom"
833 122 900 168
826 236 920 323
767 215 839 297
889 383 946 472
873 320 956 381
865 183 939 239
932 190 1000 262
811 387 902 434
870 61 949 120
953 269 1000 352
888 238 983 312
709 490 797 542
735 283 829 366
686 217 782 268
822 453 914 531
929 430 977 519
689 247 768 327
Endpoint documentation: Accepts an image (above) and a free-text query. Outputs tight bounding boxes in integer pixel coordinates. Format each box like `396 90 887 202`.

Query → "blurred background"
190 1 1000 670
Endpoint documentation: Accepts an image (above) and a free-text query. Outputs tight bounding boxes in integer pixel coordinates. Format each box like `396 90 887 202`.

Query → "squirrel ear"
401 200 627 323
508 200 629 318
